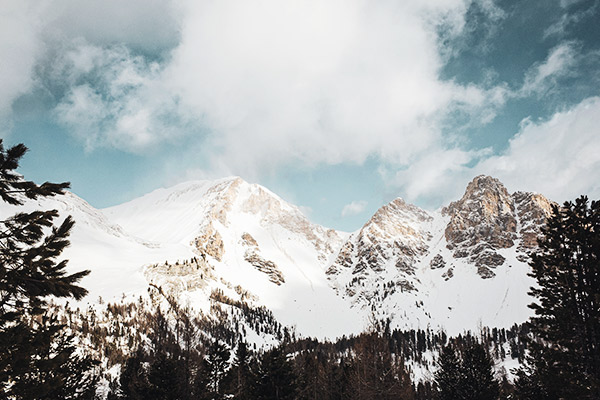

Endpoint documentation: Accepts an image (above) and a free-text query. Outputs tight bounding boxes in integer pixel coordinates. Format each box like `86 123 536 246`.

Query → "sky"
1 0 599 231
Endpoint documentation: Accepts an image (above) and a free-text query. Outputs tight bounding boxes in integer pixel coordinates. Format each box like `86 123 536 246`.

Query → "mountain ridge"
0 174 555 339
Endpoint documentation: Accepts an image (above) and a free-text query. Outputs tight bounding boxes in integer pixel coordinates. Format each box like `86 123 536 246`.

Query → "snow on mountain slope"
1 175 554 339
326 175 554 335
0 192 193 303
327 197 433 304
104 177 364 339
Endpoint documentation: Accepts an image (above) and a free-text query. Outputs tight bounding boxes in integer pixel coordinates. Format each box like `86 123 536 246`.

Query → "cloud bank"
1 0 599 208
479 96 600 202
6 1 503 160
393 96 600 205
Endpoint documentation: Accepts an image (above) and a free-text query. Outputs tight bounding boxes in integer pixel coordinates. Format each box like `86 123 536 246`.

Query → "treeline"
51 286 527 399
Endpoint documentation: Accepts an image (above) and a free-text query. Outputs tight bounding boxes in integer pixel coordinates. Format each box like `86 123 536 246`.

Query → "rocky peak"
440 176 555 278
366 198 432 238
192 177 345 268
203 177 245 226
240 232 285 285
327 197 432 303
443 175 517 277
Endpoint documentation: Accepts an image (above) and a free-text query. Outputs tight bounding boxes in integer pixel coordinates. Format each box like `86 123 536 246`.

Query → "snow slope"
326 176 552 335
1 175 552 339
105 177 364 339
0 192 193 303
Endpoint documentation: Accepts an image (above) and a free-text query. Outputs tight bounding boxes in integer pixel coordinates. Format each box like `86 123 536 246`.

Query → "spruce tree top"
0 140 89 319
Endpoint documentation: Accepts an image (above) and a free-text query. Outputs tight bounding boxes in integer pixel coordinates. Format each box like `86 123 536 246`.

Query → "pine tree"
460 342 499 400
255 345 296 400
516 196 600 399
435 344 461 400
349 332 414 400
435 341 499 400
0 141 97 398
116 349 150 400
227 341 255 399
197 340 231 400
147 351 187 400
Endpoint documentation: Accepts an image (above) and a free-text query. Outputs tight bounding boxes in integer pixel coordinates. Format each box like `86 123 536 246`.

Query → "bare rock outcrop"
328 198 432 302
194 224 225 261
430 254 446 269
443 175 517 276
513 191 554 260
241 233 285 285
144 257 216 295
442 176 555 277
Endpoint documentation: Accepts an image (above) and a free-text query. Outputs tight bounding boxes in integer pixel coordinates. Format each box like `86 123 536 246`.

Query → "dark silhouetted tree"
197 340 231 400
255 345 296 400
516 196 600 399
0 140 97 399
435 341 499 400
435 344 461 400
227 341 255 399
349 332 414 400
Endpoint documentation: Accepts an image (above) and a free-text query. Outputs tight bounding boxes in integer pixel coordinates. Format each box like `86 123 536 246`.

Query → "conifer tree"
117 349 150 400
0 140 97 399
516 196 600 399
460 342 500 400
227 341 255 399
197 340 231 400
435 344 461 400
147 351 187 400
349 332 415 400
255 345 296 400
435 341 499 400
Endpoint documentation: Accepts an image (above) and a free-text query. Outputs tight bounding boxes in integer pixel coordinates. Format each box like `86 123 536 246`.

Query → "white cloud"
0 0 506 173
477 96 600 202
520 42 578 96
155 0 508 177
53 42 197 152
43 0 181 55
389 146 489 206
0 0 182 134
9 0 593 205
386 97 600 206
545 1 598 39
341 200 368 217
0 1 46 131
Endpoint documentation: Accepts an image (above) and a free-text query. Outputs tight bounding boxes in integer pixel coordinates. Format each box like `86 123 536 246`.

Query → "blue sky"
1 0 599 231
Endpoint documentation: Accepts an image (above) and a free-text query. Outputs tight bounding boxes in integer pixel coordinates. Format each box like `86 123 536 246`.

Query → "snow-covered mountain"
103 177 362 339
0 190 193 302
0 175 554 339
326 175 554 334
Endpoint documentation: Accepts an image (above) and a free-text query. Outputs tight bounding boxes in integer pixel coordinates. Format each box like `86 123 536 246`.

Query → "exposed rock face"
240 233 285 285
194 224 225 261
513 191 554 260
442 267 454 280
442 175 518 277
203 178 244 226
77 173 562 335
328 198 432 302
241 185 344 263
441 176 554 276
144 257 216 295
430 254 446 269
327 174 556 313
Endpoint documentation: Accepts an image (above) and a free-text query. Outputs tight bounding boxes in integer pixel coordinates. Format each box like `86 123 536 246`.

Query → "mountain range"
0 175 554 339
